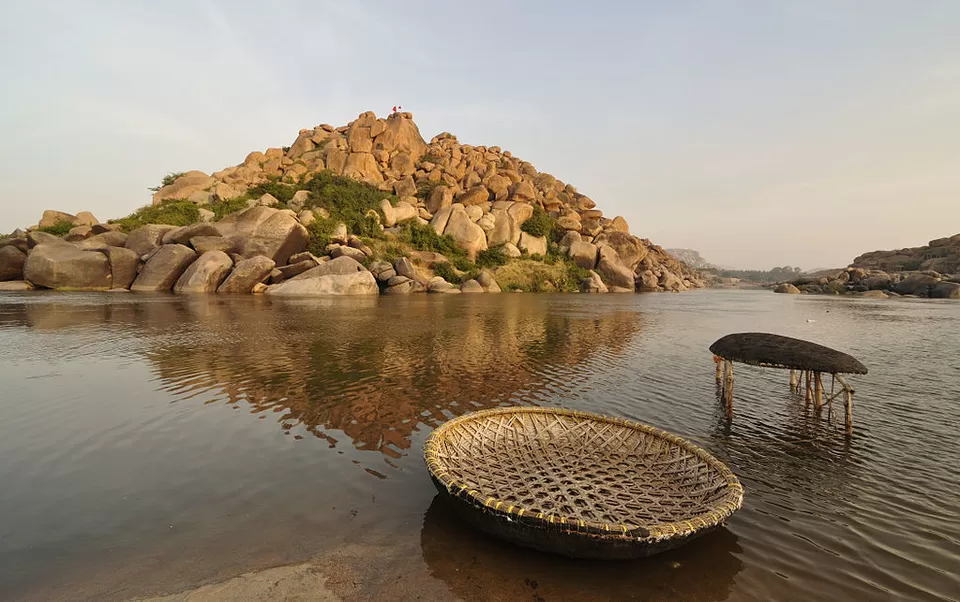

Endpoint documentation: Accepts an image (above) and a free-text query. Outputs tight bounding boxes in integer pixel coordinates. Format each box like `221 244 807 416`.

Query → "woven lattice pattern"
425 407 742 538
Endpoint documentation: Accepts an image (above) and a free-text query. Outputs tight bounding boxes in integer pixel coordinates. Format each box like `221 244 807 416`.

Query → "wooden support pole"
845 389 853 435
804 370 813 402
835 374 855 434
790 369 797 390
814 372 824 409
724 361 734 415
715 356 723 383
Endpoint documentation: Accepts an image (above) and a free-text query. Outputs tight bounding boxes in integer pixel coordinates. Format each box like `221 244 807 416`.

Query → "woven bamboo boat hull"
424 407 743 560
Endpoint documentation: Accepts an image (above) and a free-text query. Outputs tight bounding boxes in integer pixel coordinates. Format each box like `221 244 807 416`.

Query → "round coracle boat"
424 407 744 559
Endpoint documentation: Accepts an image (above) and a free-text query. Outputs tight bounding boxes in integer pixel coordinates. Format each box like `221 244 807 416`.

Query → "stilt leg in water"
724 362 735 415
814 373 824 409
790 369 797 391
715 356 723 384
845 390 853 435
804 371 813 403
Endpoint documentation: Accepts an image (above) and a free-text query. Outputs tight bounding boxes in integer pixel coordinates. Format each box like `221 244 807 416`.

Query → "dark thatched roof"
709 332 867 375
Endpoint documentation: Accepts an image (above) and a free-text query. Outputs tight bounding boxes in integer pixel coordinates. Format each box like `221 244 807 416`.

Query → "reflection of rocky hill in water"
139 296 641 459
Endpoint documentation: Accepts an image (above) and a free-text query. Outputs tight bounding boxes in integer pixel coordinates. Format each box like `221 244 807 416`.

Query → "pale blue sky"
1 1 957 269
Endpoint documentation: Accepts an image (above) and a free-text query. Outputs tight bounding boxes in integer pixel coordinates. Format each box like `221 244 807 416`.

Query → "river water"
0 291 957 601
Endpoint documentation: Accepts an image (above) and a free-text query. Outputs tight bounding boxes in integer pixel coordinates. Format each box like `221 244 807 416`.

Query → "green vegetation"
520 206 555 238
713 266 803 283
148 172 186 193
433 262 469 285
247 181 296 204
208 197 251 221
419 151 443 164
415 179 444 199
493 258 585 293
111 200 200 232
38 220 74 236
476 246 508 269
395 222 463 259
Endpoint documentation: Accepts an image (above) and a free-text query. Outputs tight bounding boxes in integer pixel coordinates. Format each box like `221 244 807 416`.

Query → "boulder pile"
773 265 960 299
0 110 704 295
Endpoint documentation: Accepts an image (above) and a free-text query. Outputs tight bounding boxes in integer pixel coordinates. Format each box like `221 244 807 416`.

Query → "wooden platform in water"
709 332 867 434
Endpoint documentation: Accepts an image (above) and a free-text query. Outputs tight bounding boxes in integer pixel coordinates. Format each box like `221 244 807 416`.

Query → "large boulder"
456 185 490 206
381 199 418 227
893 274 938 297
174 251 233 293
930 281 960 299
217 256 276 294
372 112 427 158
265 256 378 296
162 223 221 245
567 241 598 270
130 244 198 292
861 272 893 290
774 283 802 294
23 244 112 290
443 205 487 261
636 270 659 292
217 206 309 266
190 236 238 255
38 210 77 229
426 185 453 214
76 231 128 250
0 245 27 281
99 247 140 289
594 231 648 271
125 224 179 257
595 245 635 289
518 232 547 256
0 235 29 254
152 170 216 204
27 231 65 248
659 268 686 292
580 271 608 293
343 152 384 185
487 211 519 247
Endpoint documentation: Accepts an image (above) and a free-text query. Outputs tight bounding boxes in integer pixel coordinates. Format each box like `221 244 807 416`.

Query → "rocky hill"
0 111 703 295
772 233 960 299
666 249 715 271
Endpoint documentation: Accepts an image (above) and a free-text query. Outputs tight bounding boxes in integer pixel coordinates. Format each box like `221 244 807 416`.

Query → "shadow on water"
420 494 744 602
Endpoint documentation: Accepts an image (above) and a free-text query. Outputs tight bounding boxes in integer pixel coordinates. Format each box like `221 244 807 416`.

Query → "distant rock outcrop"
666 249 715 271
772 233 960 300
851 234 960 275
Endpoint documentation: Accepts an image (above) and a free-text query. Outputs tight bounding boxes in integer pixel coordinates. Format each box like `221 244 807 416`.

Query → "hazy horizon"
2 1 957 270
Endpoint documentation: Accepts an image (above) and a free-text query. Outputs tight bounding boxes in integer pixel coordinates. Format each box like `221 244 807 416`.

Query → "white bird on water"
806 319 816 323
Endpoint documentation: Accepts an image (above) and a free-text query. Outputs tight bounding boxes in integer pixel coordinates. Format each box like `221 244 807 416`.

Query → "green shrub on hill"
476 246 508 269
38 220 74 236
520 206 555 238
111 200 200 232
208 197 251 221
148 172 186 193
247 181 296 204
395 221 463 258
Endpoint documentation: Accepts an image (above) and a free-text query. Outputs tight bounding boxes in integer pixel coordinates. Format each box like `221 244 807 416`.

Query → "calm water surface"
0 291 957 601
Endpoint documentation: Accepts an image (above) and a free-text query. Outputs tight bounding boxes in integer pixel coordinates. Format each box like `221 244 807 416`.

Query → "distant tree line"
710 266 803 282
